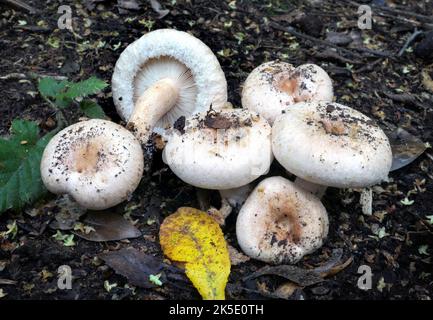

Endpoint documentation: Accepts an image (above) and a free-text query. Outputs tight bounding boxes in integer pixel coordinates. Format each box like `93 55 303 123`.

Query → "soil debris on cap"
204 110 234 129
173 116 186 134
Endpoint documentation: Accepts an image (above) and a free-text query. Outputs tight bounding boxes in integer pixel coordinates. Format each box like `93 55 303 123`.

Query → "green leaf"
54 94 73 109
38 77 69 98
0 119 55 214
149 274 163 286
79 100 106 119
418 245 429 256
65 77 108 99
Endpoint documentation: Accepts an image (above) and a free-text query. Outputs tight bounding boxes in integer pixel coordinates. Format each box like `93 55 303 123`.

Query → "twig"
3 0 37 14
398 29 424 56
270 21 394 59
350 46 395 59
353 58 383 73
383 91 427 109
269 21 363 59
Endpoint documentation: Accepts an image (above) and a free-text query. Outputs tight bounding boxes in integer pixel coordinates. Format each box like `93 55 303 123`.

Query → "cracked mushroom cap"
241 61 333 124
272 101 393 188
40 119 144 210
236 176 329 264
162 109 272 190
112 28 227 131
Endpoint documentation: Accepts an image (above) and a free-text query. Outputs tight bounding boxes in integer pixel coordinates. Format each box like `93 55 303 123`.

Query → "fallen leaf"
73 212 141 242
117 0 140 10
387 128 427 171
228 245 250 266
325 31 353 46
0 278 16 285
273 282 300 299
99 248 165 288
243 265 323 287
50 195 87 230
149 0 170 19
422 67 433 92
244 249 352 287
313 249 353 277
159 207 231 300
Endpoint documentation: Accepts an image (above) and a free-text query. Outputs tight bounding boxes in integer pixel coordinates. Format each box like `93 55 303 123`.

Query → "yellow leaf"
159 207 230 300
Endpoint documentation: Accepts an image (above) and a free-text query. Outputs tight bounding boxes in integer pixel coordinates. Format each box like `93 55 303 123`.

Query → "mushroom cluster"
40 28 393 267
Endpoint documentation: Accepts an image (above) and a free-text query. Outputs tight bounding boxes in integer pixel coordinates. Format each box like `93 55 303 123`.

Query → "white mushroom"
236 176 329 264
40 119 144 210
242 61 333 124
272 101 393 196
163 108 272 207
112 29 227 143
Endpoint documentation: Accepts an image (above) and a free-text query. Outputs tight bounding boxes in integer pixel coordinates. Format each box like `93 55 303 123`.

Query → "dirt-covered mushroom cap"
112 29 227 142
162 109 272 190
272 101 393 188
236 176 328 264
242 61 333 124
40 119 144 210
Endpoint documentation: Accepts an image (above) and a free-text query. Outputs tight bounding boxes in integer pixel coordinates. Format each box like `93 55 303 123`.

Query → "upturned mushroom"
241 61 333 124
162 108 272 212
272 101 393 196
112 28 227 143
40 119 144 210
236 176 329 264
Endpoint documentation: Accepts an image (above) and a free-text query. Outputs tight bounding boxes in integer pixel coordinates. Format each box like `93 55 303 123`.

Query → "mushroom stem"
294 177 327 199
219 184 252 207
127 78 179 143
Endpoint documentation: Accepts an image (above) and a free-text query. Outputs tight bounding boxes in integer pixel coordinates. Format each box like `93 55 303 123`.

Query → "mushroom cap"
162 109 272 190
112 29 227 131
241 61 333 124
40 119 144 210
272 101 393 188
236 176 329 264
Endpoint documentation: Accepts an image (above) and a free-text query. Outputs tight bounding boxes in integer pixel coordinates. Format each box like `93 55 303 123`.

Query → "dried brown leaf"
99 248 164 288
73 212 141 242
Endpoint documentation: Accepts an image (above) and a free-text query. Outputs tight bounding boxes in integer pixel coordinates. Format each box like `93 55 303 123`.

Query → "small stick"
3 0 37 14
270 21 394 59
398 29 424 56
269 21 363 59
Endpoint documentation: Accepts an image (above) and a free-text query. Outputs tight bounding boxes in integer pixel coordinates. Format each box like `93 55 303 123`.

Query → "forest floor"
0 0 433 300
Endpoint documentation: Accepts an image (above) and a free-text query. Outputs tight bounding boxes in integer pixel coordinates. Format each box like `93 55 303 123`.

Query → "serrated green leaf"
79 100 106 119
54 94 73 109
38 78 69 98
65 77 108 99
0 120 55 214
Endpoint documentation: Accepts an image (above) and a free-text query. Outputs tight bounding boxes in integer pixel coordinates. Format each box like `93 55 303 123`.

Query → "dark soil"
1 0 433 300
